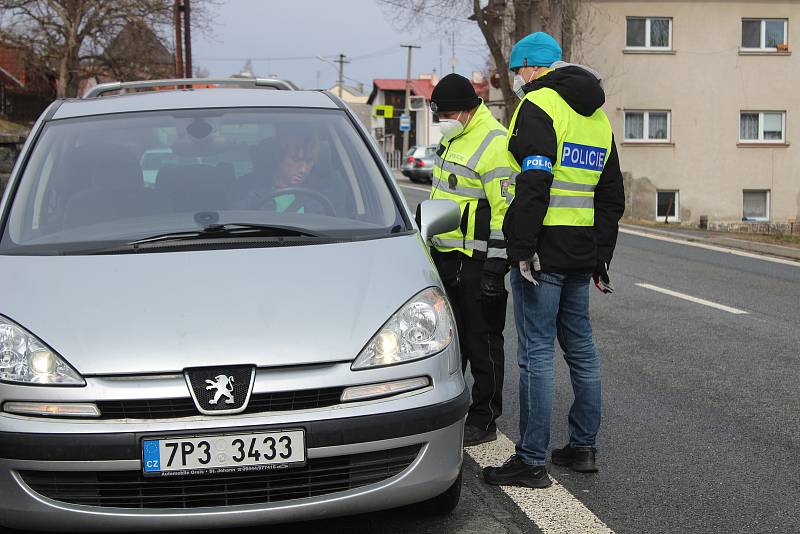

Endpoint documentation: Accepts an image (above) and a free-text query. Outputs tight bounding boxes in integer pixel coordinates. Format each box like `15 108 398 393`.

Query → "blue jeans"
510 268 602 466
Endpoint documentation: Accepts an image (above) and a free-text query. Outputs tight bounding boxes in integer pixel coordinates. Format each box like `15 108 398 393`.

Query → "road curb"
620 225 800 266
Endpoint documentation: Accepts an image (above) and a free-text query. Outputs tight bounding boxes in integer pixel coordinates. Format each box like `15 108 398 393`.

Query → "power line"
194 55 329 61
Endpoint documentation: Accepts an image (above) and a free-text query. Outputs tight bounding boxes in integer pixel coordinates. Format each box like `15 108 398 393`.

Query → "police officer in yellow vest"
428 74 513 447
483 33 625 488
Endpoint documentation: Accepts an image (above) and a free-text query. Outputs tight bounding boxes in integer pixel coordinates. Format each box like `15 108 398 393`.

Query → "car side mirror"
418 199 460 243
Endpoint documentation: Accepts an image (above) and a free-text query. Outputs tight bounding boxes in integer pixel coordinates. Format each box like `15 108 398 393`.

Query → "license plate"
142 430 305 477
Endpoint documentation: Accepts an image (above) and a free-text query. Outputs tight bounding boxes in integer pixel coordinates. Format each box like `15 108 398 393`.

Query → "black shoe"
551 444 598 473
463 425 497 447
483 455 552 488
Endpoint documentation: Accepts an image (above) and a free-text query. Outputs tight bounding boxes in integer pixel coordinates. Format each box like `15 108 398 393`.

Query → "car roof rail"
82 77 298 98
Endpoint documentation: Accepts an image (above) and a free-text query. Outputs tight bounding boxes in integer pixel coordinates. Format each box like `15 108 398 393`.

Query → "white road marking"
635 283 749 315
397 182 432 194
620 227 800 268
466 432 614 534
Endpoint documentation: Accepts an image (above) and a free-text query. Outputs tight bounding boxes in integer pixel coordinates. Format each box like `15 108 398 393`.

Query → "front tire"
412 470 462 516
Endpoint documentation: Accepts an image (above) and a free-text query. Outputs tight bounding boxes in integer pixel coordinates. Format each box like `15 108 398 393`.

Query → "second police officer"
483 32 625 488
428 73 513 447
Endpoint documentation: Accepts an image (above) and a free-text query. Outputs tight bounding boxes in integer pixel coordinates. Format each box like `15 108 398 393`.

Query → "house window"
656 191 679 222
741 19 787 50
743 190 770 221
624 110 671 142
626 17 672 49
739 111 785 143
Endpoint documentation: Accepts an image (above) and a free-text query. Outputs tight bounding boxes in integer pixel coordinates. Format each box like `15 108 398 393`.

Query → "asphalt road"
395 178 800 534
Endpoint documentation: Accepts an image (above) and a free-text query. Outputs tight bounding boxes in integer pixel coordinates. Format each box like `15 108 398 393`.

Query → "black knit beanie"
430 73 480 113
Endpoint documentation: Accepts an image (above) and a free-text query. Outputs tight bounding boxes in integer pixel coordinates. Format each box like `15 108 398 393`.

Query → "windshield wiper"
126 223 325 246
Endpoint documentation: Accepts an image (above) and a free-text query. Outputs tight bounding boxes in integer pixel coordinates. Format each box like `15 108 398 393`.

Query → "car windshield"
0 107 406 254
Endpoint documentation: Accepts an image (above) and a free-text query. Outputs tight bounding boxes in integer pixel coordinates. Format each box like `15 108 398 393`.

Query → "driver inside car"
232 126 322 213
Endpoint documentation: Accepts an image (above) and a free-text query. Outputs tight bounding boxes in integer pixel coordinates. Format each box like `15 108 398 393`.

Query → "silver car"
400 144 437 183
0 79 466 531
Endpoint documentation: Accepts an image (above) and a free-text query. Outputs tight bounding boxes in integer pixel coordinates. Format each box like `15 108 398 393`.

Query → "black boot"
463 424 497 447
551 444 598 473
483 455 552 489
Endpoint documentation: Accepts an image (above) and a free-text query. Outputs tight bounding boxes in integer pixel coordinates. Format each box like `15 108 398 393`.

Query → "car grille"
95 387 344 419
19 445 421 509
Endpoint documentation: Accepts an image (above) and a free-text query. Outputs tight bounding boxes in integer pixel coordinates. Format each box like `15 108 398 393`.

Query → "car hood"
0 234 440 375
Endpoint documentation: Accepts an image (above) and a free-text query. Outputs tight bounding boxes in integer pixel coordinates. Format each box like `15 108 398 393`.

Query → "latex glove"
592 260 614 294
519 253 540 286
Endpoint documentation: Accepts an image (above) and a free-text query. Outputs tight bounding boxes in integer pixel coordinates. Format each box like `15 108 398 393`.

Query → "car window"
1 108 405 254
425 146 437 157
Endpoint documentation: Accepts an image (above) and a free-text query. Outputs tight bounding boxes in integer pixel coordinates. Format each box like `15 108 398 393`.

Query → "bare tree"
0 0 216 97
378 0 584 124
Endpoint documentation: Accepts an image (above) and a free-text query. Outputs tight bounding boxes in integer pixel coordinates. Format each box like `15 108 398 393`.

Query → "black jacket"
503 66 625 273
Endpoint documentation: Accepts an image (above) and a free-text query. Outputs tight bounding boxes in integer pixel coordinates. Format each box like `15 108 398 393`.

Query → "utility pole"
334 53 349 97
173 0 184 78
401 44 421 155
450 31 456 73
183 0 192 77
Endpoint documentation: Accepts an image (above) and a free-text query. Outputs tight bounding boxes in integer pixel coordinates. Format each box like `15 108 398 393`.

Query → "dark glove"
592 259 614 294
481 259 509 331
481 259 510 299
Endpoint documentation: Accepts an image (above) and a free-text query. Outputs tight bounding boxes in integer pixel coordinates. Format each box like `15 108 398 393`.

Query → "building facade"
0 44 55 123
575 0 799 228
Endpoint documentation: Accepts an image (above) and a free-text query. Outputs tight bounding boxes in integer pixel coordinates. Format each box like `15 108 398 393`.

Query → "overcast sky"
192 0 487 91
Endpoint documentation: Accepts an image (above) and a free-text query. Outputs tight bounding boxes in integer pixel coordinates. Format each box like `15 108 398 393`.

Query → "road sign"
399 114 411 132
373 105 394 118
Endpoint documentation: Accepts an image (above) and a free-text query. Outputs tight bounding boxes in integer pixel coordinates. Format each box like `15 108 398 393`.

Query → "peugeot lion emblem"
205 374 236 405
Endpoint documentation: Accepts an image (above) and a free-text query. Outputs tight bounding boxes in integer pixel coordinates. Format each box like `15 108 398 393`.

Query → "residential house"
80 23 174 97
328 83 369 104
572 0 799 228
0 43 55 123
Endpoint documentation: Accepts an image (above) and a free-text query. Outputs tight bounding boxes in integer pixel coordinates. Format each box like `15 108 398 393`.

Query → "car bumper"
400 168 432 179
0 385 468 532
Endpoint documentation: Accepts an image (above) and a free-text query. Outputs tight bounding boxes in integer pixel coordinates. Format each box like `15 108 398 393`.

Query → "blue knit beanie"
509 32 562 70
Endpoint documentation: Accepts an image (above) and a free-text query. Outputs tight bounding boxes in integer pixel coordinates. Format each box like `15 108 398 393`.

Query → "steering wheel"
257 187 336 216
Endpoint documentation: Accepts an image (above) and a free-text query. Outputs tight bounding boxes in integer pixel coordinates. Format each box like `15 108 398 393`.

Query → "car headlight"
352 287 455 370
0 316 84 386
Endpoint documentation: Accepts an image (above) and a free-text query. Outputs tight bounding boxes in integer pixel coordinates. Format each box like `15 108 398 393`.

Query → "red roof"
372 77 489 102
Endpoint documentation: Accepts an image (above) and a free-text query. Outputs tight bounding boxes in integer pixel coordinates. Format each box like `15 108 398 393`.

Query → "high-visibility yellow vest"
430 104 513 259
507 86 613 227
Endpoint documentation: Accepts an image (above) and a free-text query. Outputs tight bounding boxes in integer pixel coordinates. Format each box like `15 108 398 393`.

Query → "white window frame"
625 17 673 50
624 110 672 143
740 19 788 51
655 190 680 223
739 111 786 143
742 190 771 221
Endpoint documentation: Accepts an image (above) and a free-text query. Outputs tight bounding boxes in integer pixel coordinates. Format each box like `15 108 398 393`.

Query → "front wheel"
412 470 462 516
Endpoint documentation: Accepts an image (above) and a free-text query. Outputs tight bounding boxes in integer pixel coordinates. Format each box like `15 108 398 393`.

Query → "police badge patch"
448 173 458 190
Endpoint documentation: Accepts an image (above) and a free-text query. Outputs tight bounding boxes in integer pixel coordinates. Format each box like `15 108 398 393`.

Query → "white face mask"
438 110 469 140
512 75 527 99
513 69 537 99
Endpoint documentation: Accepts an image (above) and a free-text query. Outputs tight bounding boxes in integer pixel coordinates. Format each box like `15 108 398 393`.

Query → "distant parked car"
401 144 438 183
